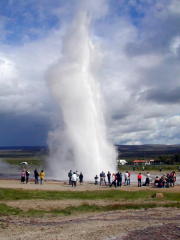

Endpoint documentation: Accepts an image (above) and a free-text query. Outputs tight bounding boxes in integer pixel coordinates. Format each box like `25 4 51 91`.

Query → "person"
154 176 160 187
71 172 77 187
124 171 129 185
39 170 45 184
100 172 103 185
100 171 106 186
94 175 98 185
68 170 72 185
25 170 30 184
107 171 111 185
79 172 83 184
21 169 26 183
127 171 131 185
159 175 166 188
156 175 164 188
116 172 122 187
173 171 176 185
137 173 142 187
119 172 122 187
144 172 150 186
165 173 170 188
169 171 176 187
34 169 39 184
102 171 106 185
109 173 117 188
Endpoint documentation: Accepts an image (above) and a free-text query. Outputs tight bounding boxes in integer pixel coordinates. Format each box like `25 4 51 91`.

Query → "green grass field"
1 157 44 167
118 164 180 171
0 188 179 217
0 188 180 201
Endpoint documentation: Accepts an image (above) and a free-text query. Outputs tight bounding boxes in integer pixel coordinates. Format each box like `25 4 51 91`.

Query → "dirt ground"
0 180 180 240
0 179 180 192
0 207 179 240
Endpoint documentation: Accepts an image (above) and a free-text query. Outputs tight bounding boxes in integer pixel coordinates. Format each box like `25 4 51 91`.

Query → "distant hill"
115 144 180 159
0 144 180 160
0 146 47 151
0 146 48 158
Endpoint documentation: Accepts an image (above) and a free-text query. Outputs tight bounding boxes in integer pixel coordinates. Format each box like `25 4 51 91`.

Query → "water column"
48 11 116 180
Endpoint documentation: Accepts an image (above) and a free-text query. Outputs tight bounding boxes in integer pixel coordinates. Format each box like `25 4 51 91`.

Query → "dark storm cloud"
111 112 129 121
137 58 180 90
0 113 51 146
140 86 180 104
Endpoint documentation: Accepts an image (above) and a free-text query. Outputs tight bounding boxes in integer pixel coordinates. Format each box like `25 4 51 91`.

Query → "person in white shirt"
144 172 150 186
71 172 77 187
124 171 129 185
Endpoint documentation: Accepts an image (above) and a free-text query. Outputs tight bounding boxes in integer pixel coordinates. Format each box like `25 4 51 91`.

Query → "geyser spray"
47 5 116 180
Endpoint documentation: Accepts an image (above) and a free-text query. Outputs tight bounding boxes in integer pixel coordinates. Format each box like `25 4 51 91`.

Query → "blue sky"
0 0 180 146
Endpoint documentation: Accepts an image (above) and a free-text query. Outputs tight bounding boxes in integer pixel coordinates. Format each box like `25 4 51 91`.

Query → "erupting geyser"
47 5 116 180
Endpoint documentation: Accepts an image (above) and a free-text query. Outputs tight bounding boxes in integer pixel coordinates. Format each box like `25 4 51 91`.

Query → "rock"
155 193 164 199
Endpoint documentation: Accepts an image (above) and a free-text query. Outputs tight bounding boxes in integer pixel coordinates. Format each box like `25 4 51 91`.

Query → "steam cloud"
47 1 116 180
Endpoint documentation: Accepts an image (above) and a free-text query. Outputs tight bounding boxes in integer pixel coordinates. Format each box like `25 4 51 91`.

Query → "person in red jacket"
137 173 142 187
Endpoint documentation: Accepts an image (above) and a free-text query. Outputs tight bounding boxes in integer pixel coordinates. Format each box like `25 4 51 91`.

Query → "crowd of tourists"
20 167 177 188
20 169 45 184
67 170 132 188
94 171 131 187
68 170 83 187
153 171 176 188
67 170 177 188
67 170 132 187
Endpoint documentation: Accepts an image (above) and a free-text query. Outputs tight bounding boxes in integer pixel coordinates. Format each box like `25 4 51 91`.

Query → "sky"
0 0 180 146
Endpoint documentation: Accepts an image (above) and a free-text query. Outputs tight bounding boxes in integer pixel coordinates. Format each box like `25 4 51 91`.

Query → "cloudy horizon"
0 0 180 146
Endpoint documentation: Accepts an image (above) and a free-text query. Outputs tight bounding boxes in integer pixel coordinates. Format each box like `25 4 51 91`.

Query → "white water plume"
47 4 116 180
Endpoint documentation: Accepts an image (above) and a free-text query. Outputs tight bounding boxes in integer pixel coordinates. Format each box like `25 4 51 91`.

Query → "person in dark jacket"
68 170 72 185
94 175 98 185
34 169 39 184
107 171 111 185
25 170 30 184
79 172 83 184
116 172 122 187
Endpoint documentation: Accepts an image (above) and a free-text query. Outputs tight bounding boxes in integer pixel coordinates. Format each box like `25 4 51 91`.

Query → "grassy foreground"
0 188 179 217
0 188 180 201
0 202 180 217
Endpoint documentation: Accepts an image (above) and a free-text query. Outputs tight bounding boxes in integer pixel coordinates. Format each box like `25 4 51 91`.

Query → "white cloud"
165 116 180 128
168 0 180 14
97 0 180 144
0 0 180 145
170 36 180 56
0 28 65 115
